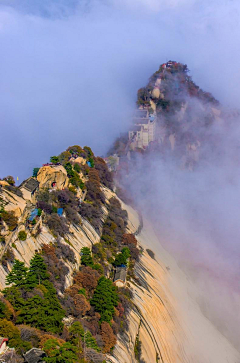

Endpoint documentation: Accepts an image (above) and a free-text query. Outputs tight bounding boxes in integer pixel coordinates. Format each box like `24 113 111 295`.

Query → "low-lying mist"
122 99 240 349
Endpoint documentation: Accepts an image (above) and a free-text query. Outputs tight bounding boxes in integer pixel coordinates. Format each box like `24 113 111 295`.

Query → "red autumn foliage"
122 234 137 246
73 267 100 295
116 302 124 318
100 322 116 353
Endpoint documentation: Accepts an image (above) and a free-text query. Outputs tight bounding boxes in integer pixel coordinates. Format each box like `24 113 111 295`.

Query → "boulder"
37 165 68 190
72 156 86 165
0 187 26 217
152 87 161 99
24 348 46 363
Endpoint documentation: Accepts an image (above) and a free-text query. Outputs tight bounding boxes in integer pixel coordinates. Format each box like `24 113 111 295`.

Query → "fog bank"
1 0 240 181
123 99 240 349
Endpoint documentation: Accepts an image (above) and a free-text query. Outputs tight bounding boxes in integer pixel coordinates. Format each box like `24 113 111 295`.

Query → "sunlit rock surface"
37 165 68 189
108 203 240 363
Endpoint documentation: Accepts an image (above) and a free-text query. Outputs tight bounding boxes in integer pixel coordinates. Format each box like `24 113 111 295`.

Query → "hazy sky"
0 0 240 182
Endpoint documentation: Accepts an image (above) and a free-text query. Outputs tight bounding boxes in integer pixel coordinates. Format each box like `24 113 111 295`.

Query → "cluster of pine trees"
0 252 118 362
0 144 142 362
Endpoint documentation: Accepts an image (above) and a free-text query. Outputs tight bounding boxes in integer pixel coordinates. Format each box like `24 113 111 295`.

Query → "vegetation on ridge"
0 143 141 362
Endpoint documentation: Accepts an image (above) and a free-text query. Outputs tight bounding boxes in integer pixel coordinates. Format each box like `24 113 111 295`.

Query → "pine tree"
43 339 78 363
90 276 118 323
5 259 28 288
26 253 49 289
17 281 65 334
69 321 84 354
80 247 93 267
113 253 127 267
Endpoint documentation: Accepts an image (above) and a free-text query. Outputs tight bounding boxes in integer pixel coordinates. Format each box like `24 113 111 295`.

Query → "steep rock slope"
109 203 240 363
0 218 100 290
1 170 240 362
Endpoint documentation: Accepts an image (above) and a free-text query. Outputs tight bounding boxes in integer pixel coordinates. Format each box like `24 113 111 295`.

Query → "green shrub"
0 319 31 354
58 151 71 165
91 276 118 323
80 247 93 267
73 163 81 173
43 339 78 363
52 206 57 214
0 210 18 231
50 156 59 164
69 172 85 190
93 264 104 274
88 157 95 168
33 168 40 177
0 236 5 244
64 162 74 178
83 146 94 157
18 231 27 241
146 248 155 259
78 288 86 296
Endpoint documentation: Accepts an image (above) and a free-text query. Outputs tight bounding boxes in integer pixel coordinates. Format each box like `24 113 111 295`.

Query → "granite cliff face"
1 167 240 363
37 165 69 190
107 204 240 363
1 62 240 362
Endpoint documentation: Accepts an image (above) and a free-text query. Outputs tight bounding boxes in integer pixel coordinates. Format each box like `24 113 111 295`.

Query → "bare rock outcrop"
0 186 26 217
37 165 68 190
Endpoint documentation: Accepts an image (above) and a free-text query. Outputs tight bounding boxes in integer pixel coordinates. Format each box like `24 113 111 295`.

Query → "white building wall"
142 130 149 147
129 116 156 149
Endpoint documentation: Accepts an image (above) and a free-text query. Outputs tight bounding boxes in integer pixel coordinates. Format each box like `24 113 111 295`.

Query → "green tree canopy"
50 156 59 164
3 286 25 310
67 145 84 156
16 281 65 334
58 151 71 165
33 168 40 177
69 172 85 189
69 322 100 352
43 339 78 363
80 247 93 267
112 253 127 267
90 276 118 323
73 163 81 173
121 247 130 259
18 230 27 241
0 300 12 320
83 146 94 158
5 259 28 288
113 247 130 267
0 319 31 353
64 162 75 178
26 254 49 288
